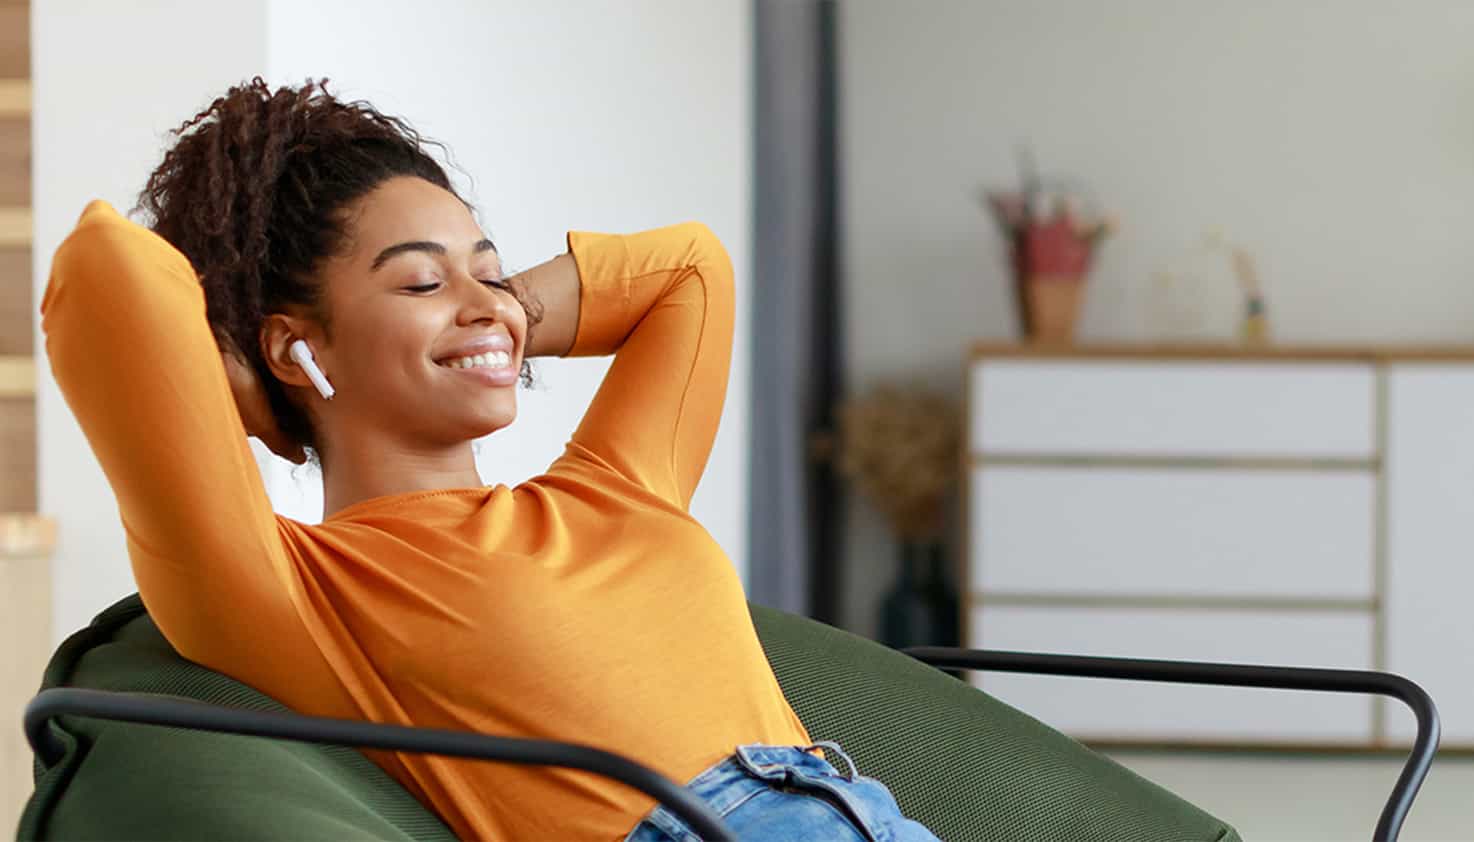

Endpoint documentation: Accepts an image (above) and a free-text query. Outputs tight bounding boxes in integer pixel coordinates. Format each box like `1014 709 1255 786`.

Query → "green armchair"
16 593 1252 841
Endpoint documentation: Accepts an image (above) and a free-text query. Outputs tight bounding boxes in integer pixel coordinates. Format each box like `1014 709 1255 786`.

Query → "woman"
42 77 939 841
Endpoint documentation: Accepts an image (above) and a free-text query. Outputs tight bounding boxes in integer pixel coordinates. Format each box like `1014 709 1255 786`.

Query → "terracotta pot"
1018 273 1085 343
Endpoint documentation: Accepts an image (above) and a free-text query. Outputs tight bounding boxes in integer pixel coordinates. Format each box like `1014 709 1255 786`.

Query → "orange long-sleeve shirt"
42 201 812 840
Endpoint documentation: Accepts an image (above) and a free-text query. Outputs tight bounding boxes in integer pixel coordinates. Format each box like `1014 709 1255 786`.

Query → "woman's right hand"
222 349 307 464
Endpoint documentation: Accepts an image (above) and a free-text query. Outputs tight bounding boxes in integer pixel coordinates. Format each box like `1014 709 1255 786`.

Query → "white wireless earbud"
288 339 335 400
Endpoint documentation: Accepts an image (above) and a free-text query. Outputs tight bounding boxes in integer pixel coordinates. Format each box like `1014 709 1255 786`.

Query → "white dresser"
964 345 1474 749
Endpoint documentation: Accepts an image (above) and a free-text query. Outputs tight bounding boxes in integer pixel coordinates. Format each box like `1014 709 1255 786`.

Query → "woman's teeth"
440 351 512 370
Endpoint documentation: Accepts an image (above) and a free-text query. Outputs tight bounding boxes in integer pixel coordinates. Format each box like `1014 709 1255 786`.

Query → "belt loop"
803 739 859 780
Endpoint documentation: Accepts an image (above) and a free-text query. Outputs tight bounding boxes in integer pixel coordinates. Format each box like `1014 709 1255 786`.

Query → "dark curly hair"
135 77 540 458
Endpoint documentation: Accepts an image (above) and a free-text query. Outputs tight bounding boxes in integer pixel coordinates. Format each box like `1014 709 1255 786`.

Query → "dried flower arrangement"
981 149 1117 342
819 385 962 542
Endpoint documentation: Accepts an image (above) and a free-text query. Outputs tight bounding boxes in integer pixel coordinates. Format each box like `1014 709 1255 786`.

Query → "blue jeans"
623 741 941 842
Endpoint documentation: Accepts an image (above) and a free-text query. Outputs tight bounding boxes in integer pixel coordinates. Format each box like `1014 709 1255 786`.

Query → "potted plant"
818 384 962 648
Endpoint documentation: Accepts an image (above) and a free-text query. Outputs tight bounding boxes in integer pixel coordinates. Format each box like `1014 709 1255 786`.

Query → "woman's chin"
464 405 517 439
420 391 517 443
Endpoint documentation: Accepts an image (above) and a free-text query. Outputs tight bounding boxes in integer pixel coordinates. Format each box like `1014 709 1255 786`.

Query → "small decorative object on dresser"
1147 230 1271 344
824 384 962 649
983 153 1115 344
1231 243 1270 344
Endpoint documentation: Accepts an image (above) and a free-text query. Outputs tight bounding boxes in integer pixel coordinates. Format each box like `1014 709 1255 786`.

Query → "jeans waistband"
735 740 859 781
624 741 861 841
688 740 855 812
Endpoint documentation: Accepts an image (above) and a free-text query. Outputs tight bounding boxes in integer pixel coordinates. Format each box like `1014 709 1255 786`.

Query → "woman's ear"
259 313 324 390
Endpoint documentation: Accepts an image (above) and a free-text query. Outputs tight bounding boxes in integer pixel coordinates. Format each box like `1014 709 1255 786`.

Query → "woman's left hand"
223 349 308 464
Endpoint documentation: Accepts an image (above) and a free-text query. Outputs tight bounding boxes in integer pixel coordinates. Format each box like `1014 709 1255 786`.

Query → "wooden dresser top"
970 342 1474 363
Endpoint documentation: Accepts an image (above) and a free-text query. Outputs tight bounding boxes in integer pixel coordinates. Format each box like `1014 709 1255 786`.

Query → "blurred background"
4 1 1474 839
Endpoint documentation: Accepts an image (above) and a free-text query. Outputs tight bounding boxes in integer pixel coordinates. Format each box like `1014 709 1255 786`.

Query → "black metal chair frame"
26 647 1440 842
903 646 1440 842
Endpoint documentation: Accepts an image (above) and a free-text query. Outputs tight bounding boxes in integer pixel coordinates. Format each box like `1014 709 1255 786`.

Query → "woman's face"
309 176 527 451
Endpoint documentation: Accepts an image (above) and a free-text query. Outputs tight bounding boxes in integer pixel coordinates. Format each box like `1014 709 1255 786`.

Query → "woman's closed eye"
403 278 509 294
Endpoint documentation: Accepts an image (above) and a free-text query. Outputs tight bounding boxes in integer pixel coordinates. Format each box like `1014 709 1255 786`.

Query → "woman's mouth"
435 351 519 386
438 351 512 370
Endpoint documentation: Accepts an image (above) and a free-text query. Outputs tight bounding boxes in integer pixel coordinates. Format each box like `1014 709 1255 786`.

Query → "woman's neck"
318 430 484 518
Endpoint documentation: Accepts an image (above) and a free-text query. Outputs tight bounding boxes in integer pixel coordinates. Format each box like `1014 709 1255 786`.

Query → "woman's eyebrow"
371 238 498 271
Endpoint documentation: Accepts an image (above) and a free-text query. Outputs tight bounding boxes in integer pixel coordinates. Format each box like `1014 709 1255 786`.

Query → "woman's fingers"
222 351 307 464
262 429 309 465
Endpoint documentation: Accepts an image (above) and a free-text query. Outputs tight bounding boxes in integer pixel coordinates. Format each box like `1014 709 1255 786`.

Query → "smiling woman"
37 77 940 841
131 80 564 507
239 173 554 515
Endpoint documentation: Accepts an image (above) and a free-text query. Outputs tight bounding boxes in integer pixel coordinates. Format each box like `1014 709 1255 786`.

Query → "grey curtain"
748 0 843 622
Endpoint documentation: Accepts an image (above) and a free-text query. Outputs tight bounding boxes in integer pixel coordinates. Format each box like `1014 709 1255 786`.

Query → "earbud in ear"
288 339 335 400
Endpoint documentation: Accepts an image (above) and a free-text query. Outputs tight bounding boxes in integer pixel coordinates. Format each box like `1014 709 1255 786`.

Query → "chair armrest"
902 646 1439 842
25 687 734 842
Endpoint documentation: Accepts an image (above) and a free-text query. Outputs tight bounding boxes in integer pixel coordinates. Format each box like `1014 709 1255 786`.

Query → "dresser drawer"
969 605 1374 742
971 465 1376 599
971 359 1377 458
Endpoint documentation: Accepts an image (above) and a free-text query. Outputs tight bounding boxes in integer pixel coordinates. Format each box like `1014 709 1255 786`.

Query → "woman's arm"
509 253 580 359
41 200 300 664
540 223 735 510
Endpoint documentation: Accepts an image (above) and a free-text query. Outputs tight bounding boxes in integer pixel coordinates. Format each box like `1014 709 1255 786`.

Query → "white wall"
33 0 271 646
34 0 752 644
838 0 1474 636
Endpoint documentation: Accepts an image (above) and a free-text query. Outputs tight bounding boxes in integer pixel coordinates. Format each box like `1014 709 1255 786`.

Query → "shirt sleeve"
40 200 300 665
554 222 735 510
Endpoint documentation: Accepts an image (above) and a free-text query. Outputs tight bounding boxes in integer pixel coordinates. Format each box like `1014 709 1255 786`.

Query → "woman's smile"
431 329 521 385
435 354 521 386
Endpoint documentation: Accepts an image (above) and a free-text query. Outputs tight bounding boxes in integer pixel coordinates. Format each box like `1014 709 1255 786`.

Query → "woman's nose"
454 274 510 325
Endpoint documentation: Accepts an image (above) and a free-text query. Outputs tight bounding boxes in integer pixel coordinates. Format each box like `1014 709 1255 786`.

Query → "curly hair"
135 77 541 458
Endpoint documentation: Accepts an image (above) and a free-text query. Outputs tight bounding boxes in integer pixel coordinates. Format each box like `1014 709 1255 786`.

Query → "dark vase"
879 540 960 650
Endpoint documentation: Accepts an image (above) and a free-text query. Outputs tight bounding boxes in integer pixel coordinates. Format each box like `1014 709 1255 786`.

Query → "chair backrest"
19 595 1239 842
750 603 1242 842
19 595 456 841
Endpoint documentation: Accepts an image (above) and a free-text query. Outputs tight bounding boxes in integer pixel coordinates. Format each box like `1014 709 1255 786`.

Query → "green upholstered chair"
16 593 1249 841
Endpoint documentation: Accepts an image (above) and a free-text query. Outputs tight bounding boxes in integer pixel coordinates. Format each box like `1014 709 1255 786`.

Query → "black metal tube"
24 688 734 842
904 646 1440 842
